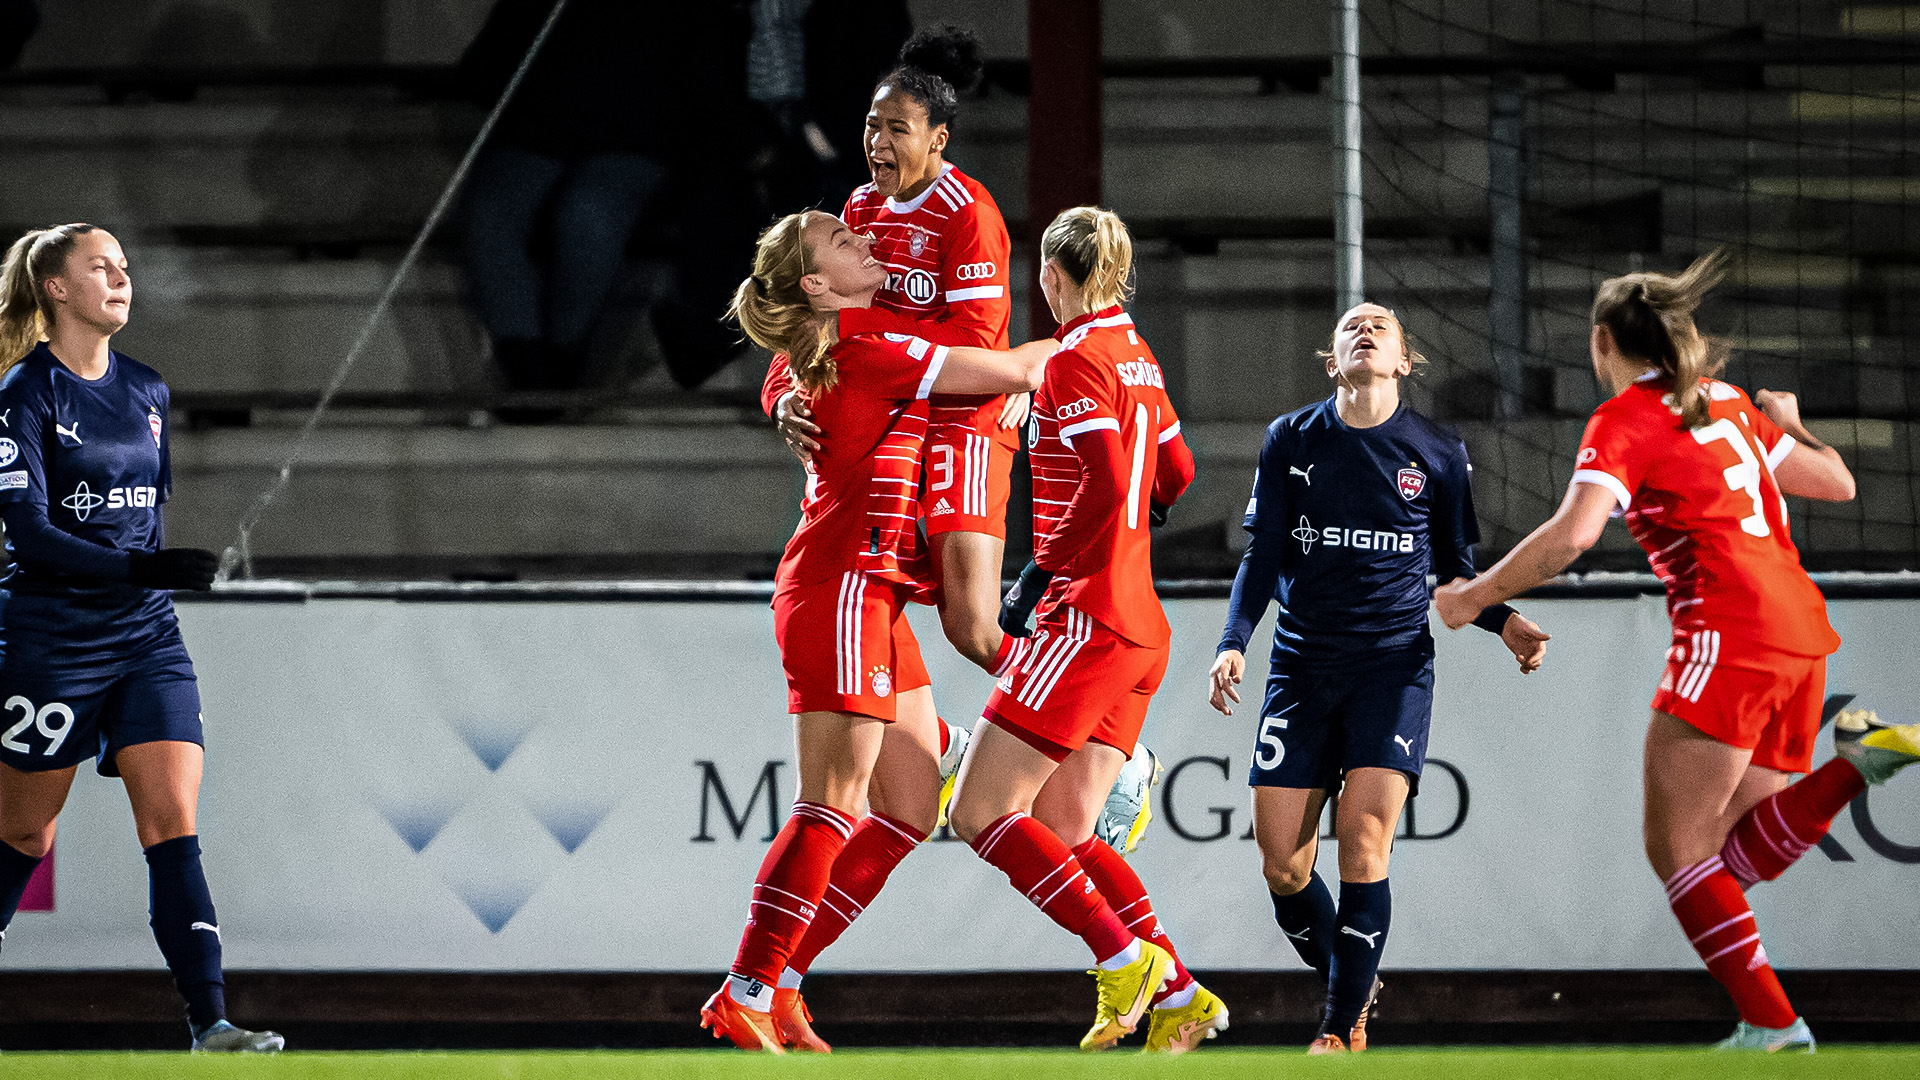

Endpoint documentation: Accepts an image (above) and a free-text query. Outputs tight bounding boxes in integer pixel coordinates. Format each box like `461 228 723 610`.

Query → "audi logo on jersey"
953 262 997 281
1056 397 1099 420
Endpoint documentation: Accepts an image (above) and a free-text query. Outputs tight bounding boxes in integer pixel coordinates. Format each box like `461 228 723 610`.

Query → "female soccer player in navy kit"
1208 303 1549 1054
0 224 281 1053
1436 254 1919 1051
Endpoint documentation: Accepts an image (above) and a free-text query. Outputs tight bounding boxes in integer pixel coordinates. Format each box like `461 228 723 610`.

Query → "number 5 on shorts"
1 695 76 756
1254 713 1288 770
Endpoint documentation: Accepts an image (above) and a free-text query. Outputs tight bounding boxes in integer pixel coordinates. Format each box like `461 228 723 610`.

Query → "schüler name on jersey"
1293 515 1418 554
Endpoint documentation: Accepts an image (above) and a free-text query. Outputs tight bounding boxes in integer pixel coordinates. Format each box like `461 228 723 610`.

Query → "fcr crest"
1397 467 1426 501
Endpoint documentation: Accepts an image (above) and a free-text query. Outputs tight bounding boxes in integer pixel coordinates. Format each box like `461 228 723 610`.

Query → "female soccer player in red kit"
946 208 1225 1054
765 29 1019 667
1436 252 1920 1052
702 210 1054 1052
751 29 1033 1050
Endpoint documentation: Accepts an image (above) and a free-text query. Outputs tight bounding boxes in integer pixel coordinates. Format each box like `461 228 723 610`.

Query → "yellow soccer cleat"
1080 941 1174 1051
935 720 971 828
1834 709 1920 786
1142 982 1229 1054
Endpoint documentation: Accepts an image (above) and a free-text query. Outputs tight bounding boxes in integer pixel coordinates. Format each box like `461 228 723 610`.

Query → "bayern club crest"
1397 467 1426 501
149 410 163 447
908 229 929 258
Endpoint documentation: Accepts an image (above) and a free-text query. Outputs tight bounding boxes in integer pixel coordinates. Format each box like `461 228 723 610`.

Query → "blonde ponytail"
1592 250 1729 429
1041 206 1134 312
0 224 98 376
727 212 838 392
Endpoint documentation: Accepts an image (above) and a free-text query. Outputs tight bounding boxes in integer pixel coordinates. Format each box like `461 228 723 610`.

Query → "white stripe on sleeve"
1764 431 1796 470
915 345 950 400
945 285 1005 303
1571 468 1633 512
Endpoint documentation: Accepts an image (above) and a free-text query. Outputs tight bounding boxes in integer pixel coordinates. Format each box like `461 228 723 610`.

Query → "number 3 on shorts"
1 695 76 756
1254 713 1288 770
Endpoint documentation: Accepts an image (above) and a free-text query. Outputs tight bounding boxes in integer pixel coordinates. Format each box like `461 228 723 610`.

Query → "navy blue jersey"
0 344 173 624
1218 397 1480 672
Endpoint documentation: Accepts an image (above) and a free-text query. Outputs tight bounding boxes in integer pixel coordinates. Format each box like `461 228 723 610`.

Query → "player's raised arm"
1754 388 1855 502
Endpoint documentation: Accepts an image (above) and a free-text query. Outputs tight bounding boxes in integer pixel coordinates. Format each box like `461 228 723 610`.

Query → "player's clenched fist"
1754 388 1800 431
1208 649 1245 715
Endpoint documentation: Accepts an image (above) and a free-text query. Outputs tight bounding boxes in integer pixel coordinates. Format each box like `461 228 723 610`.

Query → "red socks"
784 811 927 977
1721 759 1865 888
971 813 1133 963
1071 836 1194 1001
1666 855 1796 1028
728 801 854 1003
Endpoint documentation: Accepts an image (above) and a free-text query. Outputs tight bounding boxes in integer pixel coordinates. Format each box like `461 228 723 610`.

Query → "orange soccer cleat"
1347 976 1382 1051
772 987 832 1052
1307 1033 1349 1054
700 987 785 1053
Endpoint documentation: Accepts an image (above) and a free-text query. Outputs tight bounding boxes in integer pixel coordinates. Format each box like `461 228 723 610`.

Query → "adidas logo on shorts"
930 498 955 516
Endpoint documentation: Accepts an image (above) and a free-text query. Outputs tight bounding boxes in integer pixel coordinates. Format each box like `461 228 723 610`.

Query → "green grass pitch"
11 1048 1920 1080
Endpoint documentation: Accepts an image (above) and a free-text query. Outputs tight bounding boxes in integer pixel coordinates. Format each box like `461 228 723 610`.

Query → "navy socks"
144 835 226 1031
1268 870 1336 980
1324 877 1391 1038
0 839 43 933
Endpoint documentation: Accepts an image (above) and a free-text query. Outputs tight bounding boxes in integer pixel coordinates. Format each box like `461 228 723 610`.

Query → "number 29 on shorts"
1 695 76 756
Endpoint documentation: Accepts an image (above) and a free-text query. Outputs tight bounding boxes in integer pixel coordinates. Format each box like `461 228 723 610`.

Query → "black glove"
1148 501 1169 527
127 548 219 591
998 560 1052 638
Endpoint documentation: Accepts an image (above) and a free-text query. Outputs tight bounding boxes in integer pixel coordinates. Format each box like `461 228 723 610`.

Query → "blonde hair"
1316 304 1427 374
1041 206 1133 312
0 224 97 375
727 212 839 392
1592 250 1728 429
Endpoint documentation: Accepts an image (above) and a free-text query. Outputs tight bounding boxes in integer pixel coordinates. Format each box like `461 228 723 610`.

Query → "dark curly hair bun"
899 27 985 95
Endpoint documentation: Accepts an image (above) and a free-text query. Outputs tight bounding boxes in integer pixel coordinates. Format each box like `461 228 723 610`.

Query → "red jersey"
1574 376 1838 657
775 333 949 599
1028 308 1195 648
762 163 1014 445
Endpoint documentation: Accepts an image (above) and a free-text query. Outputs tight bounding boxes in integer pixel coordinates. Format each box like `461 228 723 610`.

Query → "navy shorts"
1247 650 1434 795
0 619 202 777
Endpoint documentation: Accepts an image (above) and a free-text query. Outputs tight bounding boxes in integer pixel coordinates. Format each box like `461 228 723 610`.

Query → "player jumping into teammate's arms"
1209 303 1549 1054
750 29 1036 1051
1435 252 1920 1052
700 210 1055 1052
947 207 1224 1054
0 225 282 1052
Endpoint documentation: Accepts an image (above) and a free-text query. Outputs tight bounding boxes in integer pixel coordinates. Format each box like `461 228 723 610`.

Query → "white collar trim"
885 163 956 215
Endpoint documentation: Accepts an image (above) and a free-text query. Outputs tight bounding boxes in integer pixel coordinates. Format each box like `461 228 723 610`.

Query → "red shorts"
922 405 1016 539
1652 632 1827 773
982 605 1167 762
774 571 931 721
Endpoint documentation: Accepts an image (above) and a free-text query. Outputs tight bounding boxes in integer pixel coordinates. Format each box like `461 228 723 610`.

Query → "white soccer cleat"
1714 1017 1814 1053
1095 742 1163 855
191 1019 285 1054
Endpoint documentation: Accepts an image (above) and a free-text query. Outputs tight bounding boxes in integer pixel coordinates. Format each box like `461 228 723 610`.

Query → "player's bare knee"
1262 854 1316 895
1031 806 1095 848
0 822 54 859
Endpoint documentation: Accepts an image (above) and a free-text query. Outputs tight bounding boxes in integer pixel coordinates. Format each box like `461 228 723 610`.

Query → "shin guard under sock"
144 835 226 1031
